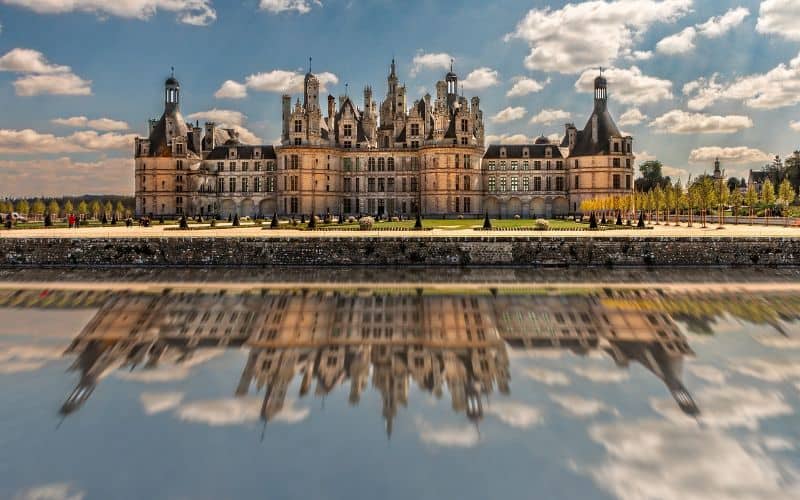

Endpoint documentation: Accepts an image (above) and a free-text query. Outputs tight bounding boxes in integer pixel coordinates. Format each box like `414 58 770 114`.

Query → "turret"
204 122 216 151
192 122 202 154
165 71 180 114
364 85 372 111
445 59 458 109
594 71 608 112
281 94 291 142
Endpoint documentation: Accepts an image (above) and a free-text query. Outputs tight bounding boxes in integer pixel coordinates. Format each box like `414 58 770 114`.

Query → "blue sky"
0 0 799 196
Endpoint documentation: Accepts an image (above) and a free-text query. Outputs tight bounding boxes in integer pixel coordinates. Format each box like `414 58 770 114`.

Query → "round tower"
594 71 608 112
165 71 180 114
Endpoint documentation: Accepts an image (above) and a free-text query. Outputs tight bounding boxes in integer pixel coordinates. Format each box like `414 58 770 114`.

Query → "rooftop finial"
171 66 174 77
308 56 312 74
598 66 605 77
345 83 349 96
450 58 454 73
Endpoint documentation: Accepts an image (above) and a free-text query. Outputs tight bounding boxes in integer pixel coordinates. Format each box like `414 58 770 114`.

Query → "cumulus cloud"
575 66 673 105
618 108 647 126
521 367 570 386
1 0 216 26
216 70 338 99
0 156 133 197
505 0 692 74
12 482 85 500
410 52 452 77
791 121 800 132
115 349 221 383
484 133 534 145
486 402 542 428
650 110 753 134
657 8 750 55
530 108 570 125
586 419 800 500
186 109 261 144
687 364 727 384
0 344 64 374
259 0 321 14
0 128 136 154
689 147 772 165
550 394 619 418
415 417 479 448
683 53 800 110
757 0 800 41
177 397 309 426
51 116 129 131
733 358 800 383
755 337 800 349
460 67 499 91
490 106 526 124
573 366 629 383
0 48 91 96
140 392 184 415
506 76 549 97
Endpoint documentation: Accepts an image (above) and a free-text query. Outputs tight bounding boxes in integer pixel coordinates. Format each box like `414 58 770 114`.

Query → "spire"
308 56 312 74
450 58 454 73
390 58 396 77
594 66 608 111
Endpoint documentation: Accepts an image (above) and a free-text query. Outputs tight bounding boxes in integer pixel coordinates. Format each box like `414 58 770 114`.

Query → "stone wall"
1 237 799 267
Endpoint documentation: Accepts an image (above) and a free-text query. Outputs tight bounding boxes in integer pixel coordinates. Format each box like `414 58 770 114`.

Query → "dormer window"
343 124 352 137
294 120 302 133
613 141 620 153
522 148 529 158
545 147 552 158
254 148 261 159
228 148 237 159
500 148 507 158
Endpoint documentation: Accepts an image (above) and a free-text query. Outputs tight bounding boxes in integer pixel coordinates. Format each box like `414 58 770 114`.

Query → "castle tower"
446 60 458 109
281 94 291 143
304 70 320 111
594 70 608 112
165 70 180 114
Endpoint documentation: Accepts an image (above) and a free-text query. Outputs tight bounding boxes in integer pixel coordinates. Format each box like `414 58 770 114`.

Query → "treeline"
0 196 135 219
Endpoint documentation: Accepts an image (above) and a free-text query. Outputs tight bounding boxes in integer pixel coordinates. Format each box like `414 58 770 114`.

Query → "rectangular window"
510 161 518 170
290 155 300 169
176 160 183 170
575 175 580 189
387 157 394 171
294 138 301 145
556 160 563 169
534 177 542 191
267 177 275 192
626 158 631 168
368 178 375 192
523 160 529 170
500 177 507 192
344 141 352 148
217 177 225 193
378 178 385 192
401 178 407 192
217 162 224 171
488 161 496 171
499 160 506 170
344 178 352 192
229 162 236 172
464 197 471 213
464 155 471 169
534 161 541 170
344 124 352 137
511 177 519 191
523 177 530 191
463 175 470 191
290 197 298 213
294 120 302 133
387 178 395 192
410 123 419 136
488 176 496 192
242 162 249 171
290 176 298 190
461 119 468 132
546 177 552 191
613 174 621 189
229 177 236 192
343 198 352 213
255 161 262 171
410 178 418 192
626 175 631 189
556 177 564 191
613 158 621 167
242 178 249 192
455 154 460 169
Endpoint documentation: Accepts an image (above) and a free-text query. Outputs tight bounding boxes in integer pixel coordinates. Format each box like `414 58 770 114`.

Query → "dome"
165 76 179 86
534 135 549 145
594 75 607 87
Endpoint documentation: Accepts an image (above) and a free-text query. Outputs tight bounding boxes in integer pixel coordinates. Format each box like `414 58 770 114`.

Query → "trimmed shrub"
358 216 375 230
534 219 550 231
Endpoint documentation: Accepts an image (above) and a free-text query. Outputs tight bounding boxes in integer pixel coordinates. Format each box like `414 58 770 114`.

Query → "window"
254 177 262 192
534 177 542 191
217 177 225 193
368 157 376 171
613 158 621 167
378 178 385 192
463 175 470 191
461 119 468 132
488 176 496 192
460 137 468 145
294 120 302 133
410 178 418 192
343 198 352 213
411 140 419 148
267 177 276 192
344 141 352 148
626 158 632 168
410 123 419 136
455 154 460 169
290 176 298 190
343 124 352 137
229 162 236 172
546 160 552 170
613 142 620 153
344 178 352 192
575 175 580 189
387 178 395 192
613 174 621 189
176 160 183 170
464 155 471 169
242 177 249 192
290 155 299 169
556 177 564 191
546 177 552 190
488 161 496 171
499 160 506 170
176 143 184 155
511 161 518 170
368 178 375 192
500 177 507 192
378 158 385 171
523 177 530 191
387 157 394 171
401 178 407 192
290 197 298 213
229 177 236 192
464 197 471 213
511 177 519 191
242 162 249 171
294 138 301 145
523 160 529 170
556 160 563 169
217 162 224 171
534 161 541 170
626 175 631 190
255 161 262 171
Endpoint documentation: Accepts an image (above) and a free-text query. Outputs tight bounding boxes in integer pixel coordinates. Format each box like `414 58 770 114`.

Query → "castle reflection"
11 284 749 433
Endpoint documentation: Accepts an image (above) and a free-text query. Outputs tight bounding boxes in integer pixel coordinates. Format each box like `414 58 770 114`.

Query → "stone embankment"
1 236 799 267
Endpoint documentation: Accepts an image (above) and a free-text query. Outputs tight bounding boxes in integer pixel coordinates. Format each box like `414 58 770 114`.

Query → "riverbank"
1 235 799 267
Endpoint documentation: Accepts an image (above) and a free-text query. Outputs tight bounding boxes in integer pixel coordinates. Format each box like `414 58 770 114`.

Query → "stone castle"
134 63 633 218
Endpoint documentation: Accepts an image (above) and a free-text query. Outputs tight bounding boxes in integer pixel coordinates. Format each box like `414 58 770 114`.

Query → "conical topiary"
637 212 645 228
414 211 423 230
616 213 623 225
589 212 598 229
232 213 240 227
102 212 108 225
271 212 279 229
483 212 492 230
308 214 316 229
179 216 189 229
301 214 306 224
228 213 232 222
44 212 52 227
111 213 117 225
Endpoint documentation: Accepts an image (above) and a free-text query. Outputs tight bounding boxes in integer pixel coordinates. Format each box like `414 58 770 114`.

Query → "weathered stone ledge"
2 236 799 267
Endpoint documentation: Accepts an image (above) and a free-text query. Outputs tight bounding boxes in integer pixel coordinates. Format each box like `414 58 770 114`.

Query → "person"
68 213 75 229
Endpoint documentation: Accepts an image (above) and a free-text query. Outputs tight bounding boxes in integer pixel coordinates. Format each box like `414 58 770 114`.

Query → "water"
1 268 799 500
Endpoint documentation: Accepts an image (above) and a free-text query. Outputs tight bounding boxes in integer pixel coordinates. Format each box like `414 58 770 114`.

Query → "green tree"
90 200 101 219
115 201 126 218
744 184 759 225
778 178 796 226
674 180 686 226
31 199 45 220
78 200 89 217
727 177 740 192
64 200 74 215
761 179 776 225
664 180 676 225
104 201 113 217
48 200 60 219
635 160 671 192
653 185 665 224
729 188 743 225
15 199 30 217
715 177 729 227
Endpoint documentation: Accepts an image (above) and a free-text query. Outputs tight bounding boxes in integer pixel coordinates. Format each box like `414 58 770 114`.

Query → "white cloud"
755 337 800 349
521 367 570 386
575 66 673 105
626 50 653 61
0 48 69 74
733 358 800 383
586 419 800 500
216 70 339 100
115 350 221 383
657 8 750 55
176 397 309 426
484 133 533 145
790 121 800 132
214 80 248 99
683 53 800 110
0 156 133 197
656 27 697 55
662 165 689 179
506 76 549 97
573 366 629 383
51 116 129 131
460 67 499 91
653 385 792 430
186 109 261 144
1 0 216 26
0 344 64 374
12 482 85 500
687 364 727 384
505 0 692 74
618 108 647 126
650 110 753 134
530 108 570 125
689 147 772 165
410 52 452 77
763 436 795 451
490 106 526 124
0 128 136 154
415 417 479 448
140 392 184 415
757 0 800 41
259 0 321 14
486 402 542 428
550 394 619 418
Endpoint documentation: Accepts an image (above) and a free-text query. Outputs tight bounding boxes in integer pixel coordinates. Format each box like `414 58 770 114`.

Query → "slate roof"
483 144 565 160
205 145 277 160
145 110 189 157
569 106 624 157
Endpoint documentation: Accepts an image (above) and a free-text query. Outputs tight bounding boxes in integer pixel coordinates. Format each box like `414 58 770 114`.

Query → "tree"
15 199 29 217
115 201 126 218
48 200 60 219
64 200 74 215
744 184 759 225
90 200 101 219
727 177 740 192
104 201 113 218
715 176 729 228
761 178 776 225
673 180 685 226
729 189 743 225
778 179 796 226
78 200 89 217
635 160 671 192
31 199 45 220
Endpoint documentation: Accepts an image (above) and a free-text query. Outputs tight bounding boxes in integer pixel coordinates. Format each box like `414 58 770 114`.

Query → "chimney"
281 94 291 142
328 94 335 121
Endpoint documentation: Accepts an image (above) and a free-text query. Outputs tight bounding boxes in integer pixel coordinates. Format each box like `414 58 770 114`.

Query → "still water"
1 268 799 500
